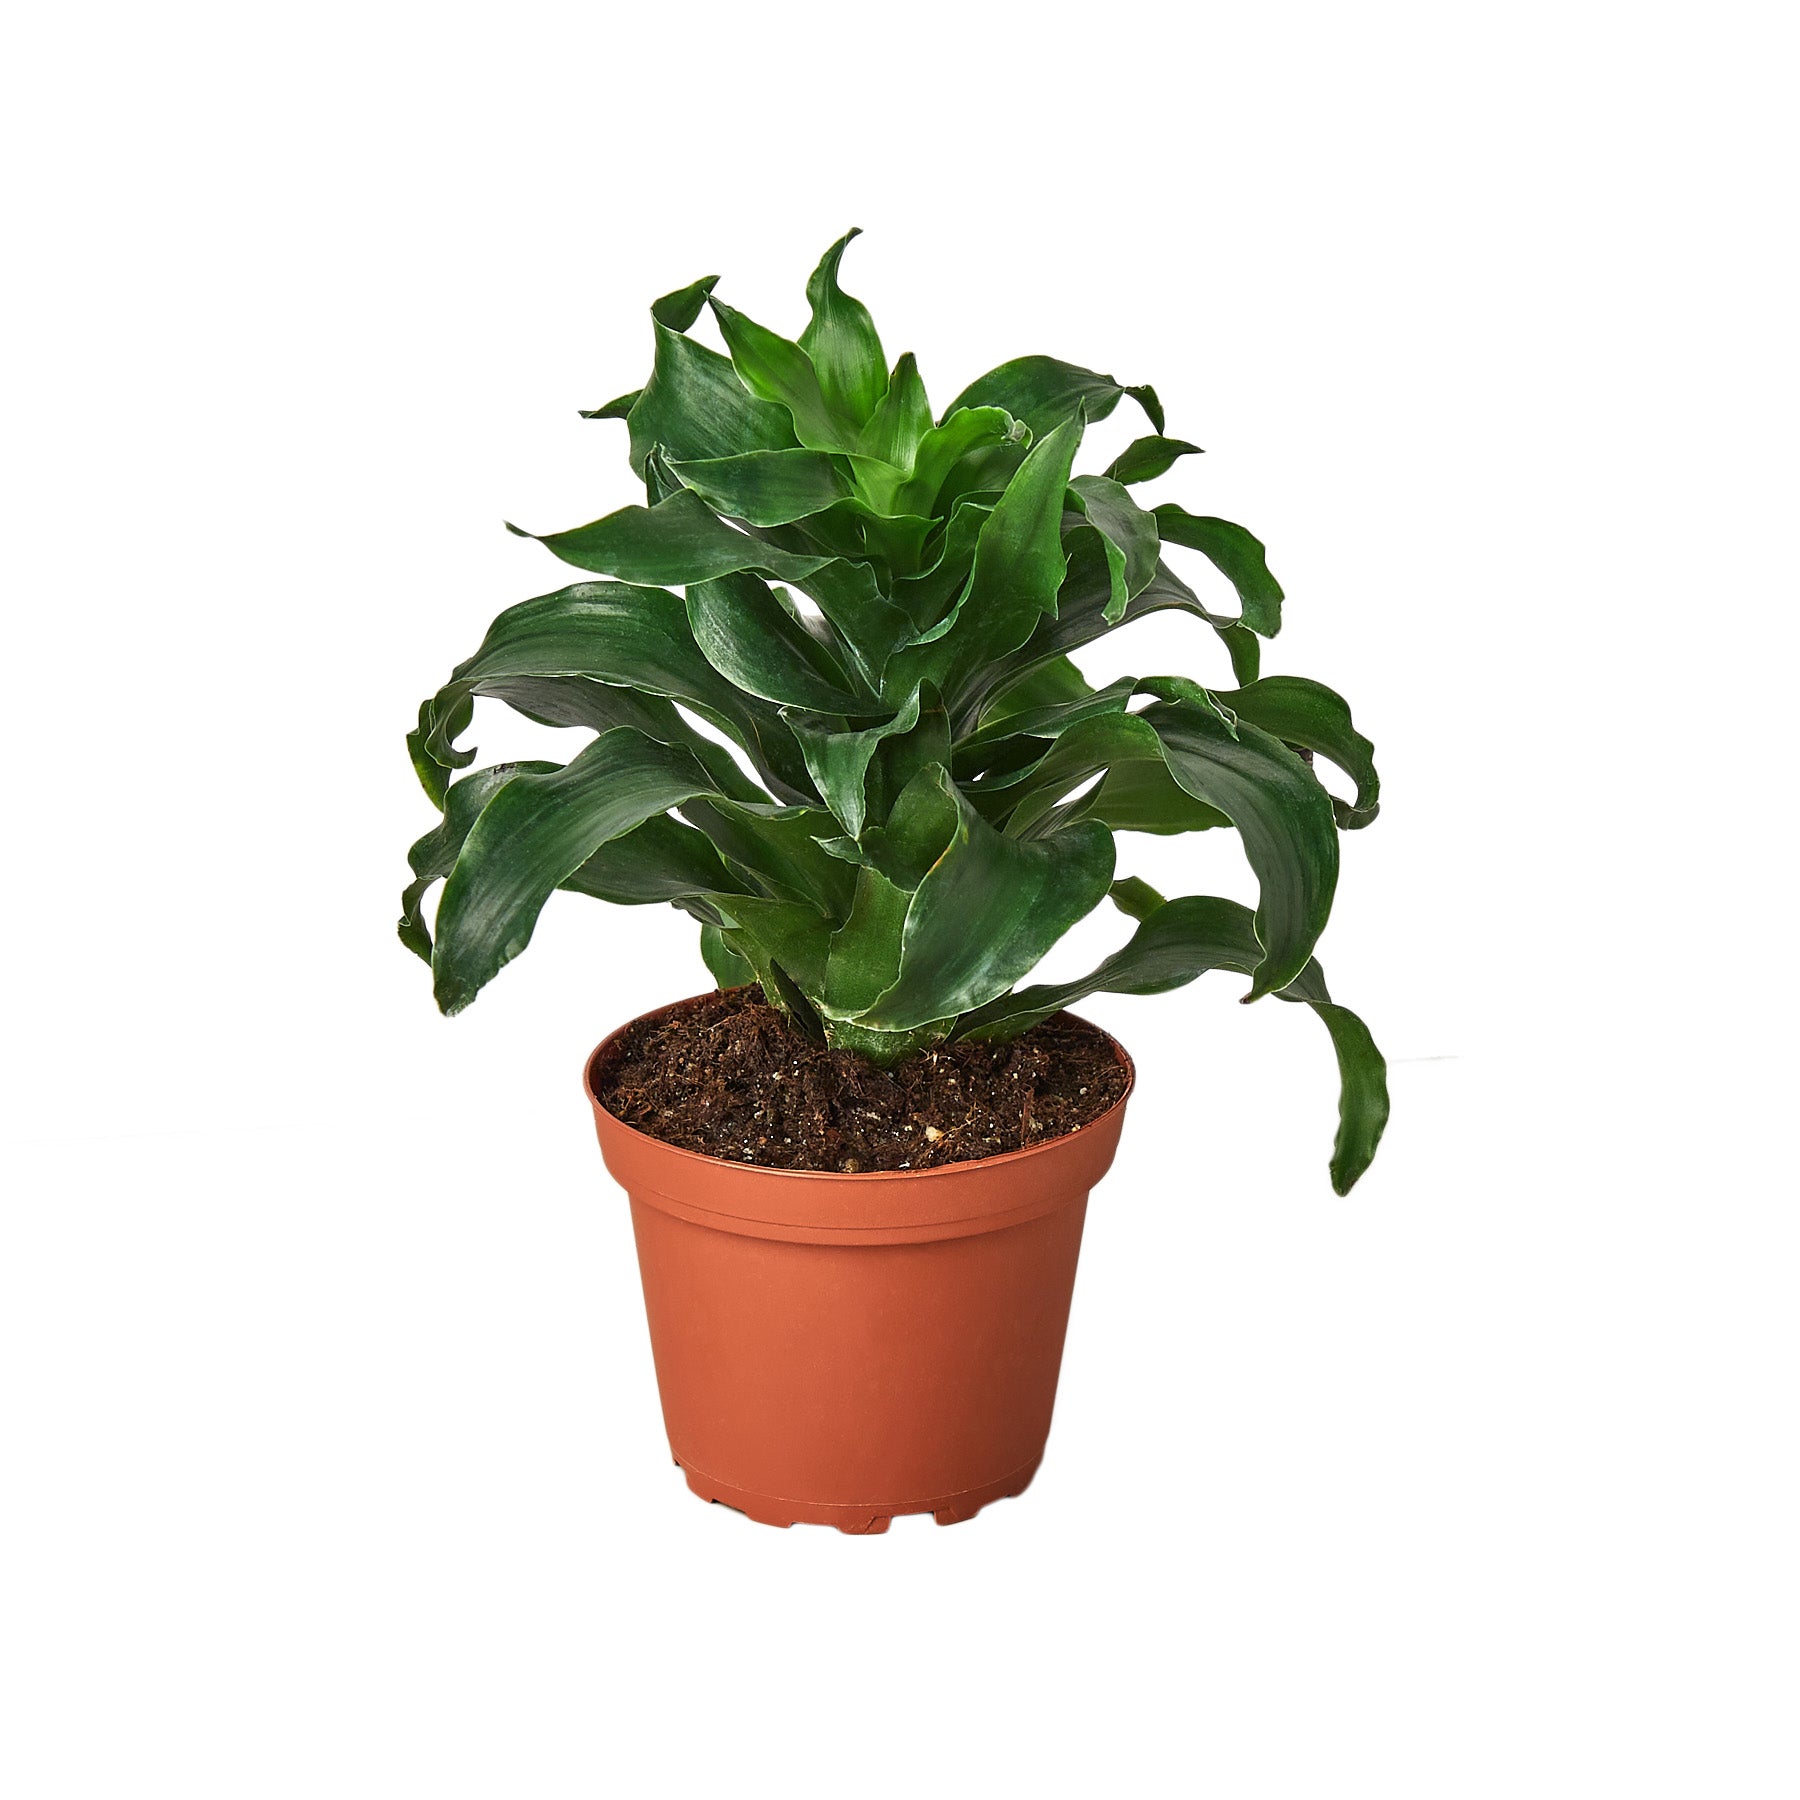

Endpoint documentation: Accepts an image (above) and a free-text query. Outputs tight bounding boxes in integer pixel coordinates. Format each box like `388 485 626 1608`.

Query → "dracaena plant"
400 232 1390 1191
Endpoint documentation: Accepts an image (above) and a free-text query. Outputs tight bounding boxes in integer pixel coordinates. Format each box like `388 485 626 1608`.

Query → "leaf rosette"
401 232 1389 1191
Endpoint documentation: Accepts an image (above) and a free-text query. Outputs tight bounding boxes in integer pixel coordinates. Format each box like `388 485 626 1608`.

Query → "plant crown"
401 233 1389 1190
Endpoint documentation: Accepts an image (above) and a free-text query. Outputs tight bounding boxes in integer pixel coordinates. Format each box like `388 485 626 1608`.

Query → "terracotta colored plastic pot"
584 994 1133 1533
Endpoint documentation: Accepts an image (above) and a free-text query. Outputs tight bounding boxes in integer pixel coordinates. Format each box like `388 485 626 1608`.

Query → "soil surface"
593 986 1128 1173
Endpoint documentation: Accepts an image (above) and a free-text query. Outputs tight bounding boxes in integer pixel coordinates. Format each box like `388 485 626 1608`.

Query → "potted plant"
399 232 1389 1532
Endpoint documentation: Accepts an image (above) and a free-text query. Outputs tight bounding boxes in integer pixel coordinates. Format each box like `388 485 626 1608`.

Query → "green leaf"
800 229 888 430
891 496 994 632
884 415 1083 704
783 688 922 838
650 275 720 332
561 813 748 906
679 797 857 915
791 556 915 683
1219 623 1261 685
970 684 1335 992
1069 474 1160 623
956 676 1136 773
627 321 797 476
666 449 850 526
462 675 761 799
506 488 832 588
700 923 756 988
1104 437 1202 485
418 581 751 773
686 569 867 711
802 497 936 576
943 355 1162 436
856 351 932 468
891 407 1022 516
853 769 1115 1031
579 389 640 421
1155 506 1284 637
1134 701 1338 997
1109 875 1166 922
1076 763 1231 836
853 761 961 890
967 655 1096 734
956 894 1387 1192
971 551 1252 724
1216 676 1380 828
409 692 471 807
1307 1002 1391 1194
991 709 1227 838
870 681 951 819
399 760 558 963
823 865 913 1017
707 294 846 452
710 893 834 995
757 957 828 1040
432 729 723 1013
415 600 820 812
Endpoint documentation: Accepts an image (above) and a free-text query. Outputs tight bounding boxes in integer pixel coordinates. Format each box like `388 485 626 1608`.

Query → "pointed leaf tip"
802 230 886 429
650 275 720 332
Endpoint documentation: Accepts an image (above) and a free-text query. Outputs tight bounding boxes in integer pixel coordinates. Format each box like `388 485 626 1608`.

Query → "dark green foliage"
400 235 1390 1190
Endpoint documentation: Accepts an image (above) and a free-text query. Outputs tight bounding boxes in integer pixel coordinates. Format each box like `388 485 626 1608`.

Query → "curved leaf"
891 407 1022 516
708 295 845 452
709 892 833 994
891 495 994 632
853 769 1115 1031
650 275 720 332
468 675 767 803
432 729 723 1013
700 923 757 988
412 589 816 806
783 688 921 838
1219 622 1261 685
823 865 912 1016
627 321 796 476
870 682 951 821
791 556 914 682
418 581 753 774
852 759 960 890
1155 506 1284 637
955 893 1389 1193
973 687 1336 994
579 389 640 422
991 709 1227 837
855 351 932 469
667 449 850 527
399 760 558 962
943 355 1162 436
970 549 1251 723
561 813 749 907
679 797 857 915
1213 676 1380 827
1069 474 1160 622
800 229 887 430
966 655 1096 736
1104 436 1202 485
884 415 1083 704
956 676 1134 769
507 489 831 588
1066 757 1234 837
686 570 867 711
1135 701 1338 997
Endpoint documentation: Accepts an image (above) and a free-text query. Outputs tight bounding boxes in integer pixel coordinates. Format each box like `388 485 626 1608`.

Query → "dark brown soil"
593 986 1128 1173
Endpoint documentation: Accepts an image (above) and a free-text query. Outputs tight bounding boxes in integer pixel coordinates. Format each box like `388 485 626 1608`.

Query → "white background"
3 2 1795 1794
